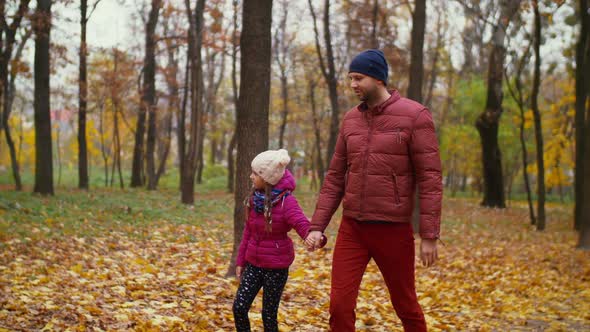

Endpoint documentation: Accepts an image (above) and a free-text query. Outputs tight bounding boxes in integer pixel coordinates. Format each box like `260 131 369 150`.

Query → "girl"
232 149 326 332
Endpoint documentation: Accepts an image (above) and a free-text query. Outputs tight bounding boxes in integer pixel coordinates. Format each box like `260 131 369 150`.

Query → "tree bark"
579 80 590 248
531 0 546 230
308 0 339 166
227 0 272 277
274 5 290 149
144 0 163 190
180 0 205 204
178 37 190 191
309 79 324 184
407 0 426 233
33 0 53 195
475 0 521 208
575 0 589 231
0 0 30 191
505 43 536 224
227 0 239 193
3 30 31 192
370 0 379 48
407 0 425 102
78 0 89 189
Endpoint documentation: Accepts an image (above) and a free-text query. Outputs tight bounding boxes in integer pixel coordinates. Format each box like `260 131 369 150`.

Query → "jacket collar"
357 90 401 114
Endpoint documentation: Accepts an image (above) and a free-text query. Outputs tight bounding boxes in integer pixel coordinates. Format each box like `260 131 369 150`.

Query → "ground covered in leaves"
0 185 588 331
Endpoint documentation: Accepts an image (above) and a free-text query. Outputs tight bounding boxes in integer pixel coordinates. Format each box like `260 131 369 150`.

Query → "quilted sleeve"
409 109 443 239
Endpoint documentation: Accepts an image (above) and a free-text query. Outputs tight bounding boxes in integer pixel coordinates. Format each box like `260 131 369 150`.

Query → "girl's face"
250 170 266 190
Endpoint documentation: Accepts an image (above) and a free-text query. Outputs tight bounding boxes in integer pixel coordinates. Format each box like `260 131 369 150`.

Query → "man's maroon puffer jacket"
311 90 442 239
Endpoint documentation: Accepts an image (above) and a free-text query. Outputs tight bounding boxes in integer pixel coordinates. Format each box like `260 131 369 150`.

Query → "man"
306 49 442 331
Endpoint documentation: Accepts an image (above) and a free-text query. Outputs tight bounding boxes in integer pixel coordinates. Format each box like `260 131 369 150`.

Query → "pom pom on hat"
251 149 291 185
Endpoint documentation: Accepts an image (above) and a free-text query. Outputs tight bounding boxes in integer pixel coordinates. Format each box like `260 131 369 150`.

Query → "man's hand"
236 266 243 280
420 239 438 267
305 231 323 251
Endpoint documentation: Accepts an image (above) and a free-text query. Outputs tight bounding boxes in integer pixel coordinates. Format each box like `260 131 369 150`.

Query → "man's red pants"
329 216 427 332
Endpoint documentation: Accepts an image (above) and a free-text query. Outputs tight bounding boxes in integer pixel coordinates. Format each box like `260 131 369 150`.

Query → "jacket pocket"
392 171 401 205
344 163 351 190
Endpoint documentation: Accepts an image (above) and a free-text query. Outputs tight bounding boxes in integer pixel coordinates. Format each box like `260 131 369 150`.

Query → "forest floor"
0 180 588 331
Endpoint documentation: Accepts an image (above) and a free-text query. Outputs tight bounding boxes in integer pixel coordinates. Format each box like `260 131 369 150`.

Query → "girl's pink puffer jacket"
236 169 310 269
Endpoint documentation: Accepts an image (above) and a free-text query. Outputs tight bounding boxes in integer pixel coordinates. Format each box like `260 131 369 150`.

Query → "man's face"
348 72 381 101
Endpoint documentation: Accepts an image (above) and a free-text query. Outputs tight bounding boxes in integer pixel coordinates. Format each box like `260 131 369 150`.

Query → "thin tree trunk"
505 44 535 224
227 0 239 193
475 0 521 208
145 0 163 190
370 0 378 48
56 124 61 186
407 0 425 102
274 2 289 148
424 11 443 108
1 0 30 191
531 0 545 230
178 41 190 190
309 79 324 184
78 0 89 189
227 0 272 277
0 0 29 168
181 0 205 204
574 0 589 231
98 98 109 187
578 98 590 248
308 0 339 166
33 0 53 195
407 0 426 233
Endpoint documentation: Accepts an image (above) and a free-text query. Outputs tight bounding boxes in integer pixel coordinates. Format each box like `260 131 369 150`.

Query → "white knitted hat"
251 149 291 185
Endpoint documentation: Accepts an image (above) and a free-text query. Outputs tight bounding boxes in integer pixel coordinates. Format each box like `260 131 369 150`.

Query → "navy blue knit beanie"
348 49 388 85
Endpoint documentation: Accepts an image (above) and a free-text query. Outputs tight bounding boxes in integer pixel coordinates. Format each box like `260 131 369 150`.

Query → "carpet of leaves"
0 188 588 331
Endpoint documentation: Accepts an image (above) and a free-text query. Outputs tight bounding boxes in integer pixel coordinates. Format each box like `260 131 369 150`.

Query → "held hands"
420 238 438 267
305 231 324 252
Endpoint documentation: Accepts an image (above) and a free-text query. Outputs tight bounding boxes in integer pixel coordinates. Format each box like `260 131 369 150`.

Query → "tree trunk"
531 0 546 230
144 0 163 190
98 99 109 187
309 79 324 184
407 0 426 233
33 0 53 195
407 0 425 102
578 92 590 248
227 0 272 277
0 0 30 191
370 0 378 48
424 11 443 108
274 2 290 149
574 0 589 231
156 48 178 185
227 0 240 193
475 0 521 208
178 40 190 190
506 43 535 224
181 0 206 204
308 0 339 167
78 0 89 190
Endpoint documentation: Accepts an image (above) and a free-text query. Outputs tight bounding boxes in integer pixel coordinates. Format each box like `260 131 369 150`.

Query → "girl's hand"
236 266 243 280
305 231 323 251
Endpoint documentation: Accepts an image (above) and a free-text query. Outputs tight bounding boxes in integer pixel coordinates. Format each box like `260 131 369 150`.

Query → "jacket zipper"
392 171 401 205
360 112 374 217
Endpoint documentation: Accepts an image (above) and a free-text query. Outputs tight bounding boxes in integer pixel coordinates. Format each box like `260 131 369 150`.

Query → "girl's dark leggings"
232 264 289 332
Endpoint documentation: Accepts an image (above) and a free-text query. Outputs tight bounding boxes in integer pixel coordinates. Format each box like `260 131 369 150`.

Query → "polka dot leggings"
233 264 289 332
